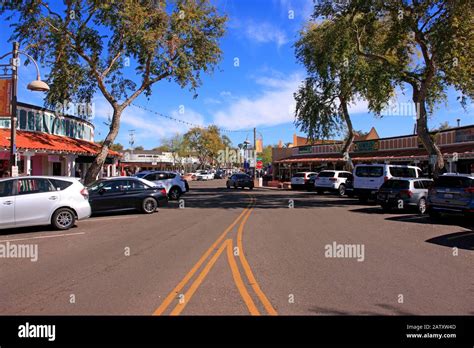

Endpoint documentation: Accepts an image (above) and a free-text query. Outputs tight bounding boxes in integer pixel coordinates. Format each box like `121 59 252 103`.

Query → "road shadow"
425 231 474 250
307 303 415 315
0 224 78 236
385 214 473 229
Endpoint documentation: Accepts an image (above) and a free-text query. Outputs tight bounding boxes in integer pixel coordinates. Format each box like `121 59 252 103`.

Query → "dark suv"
226 174 254 189
427 174 474 218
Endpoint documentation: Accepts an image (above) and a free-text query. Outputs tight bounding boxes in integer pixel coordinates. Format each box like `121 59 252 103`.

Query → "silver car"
377 178 433 214
134 171 188 200
0 176 91 230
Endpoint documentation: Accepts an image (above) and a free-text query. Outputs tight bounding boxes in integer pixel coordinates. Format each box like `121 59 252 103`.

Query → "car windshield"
135 172 148 178
434 176 473 188
318 171 335 178
355 166 383 177
389 167 417 178
293 173 306 178
87 180 106 191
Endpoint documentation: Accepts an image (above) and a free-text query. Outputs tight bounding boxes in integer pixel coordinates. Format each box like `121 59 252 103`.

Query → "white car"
196 170 214 181
353 164 422 202
134 171 188 200
0 176 91 230
314 170 353 196
291 172 317 190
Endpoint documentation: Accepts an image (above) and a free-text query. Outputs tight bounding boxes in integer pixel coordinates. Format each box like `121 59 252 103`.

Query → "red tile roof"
0 129 120 156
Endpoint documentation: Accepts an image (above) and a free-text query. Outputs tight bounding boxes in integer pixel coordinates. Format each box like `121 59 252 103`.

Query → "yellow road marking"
237 206 278 315
153 197 255 315
170 239 231 315
226 239 260 315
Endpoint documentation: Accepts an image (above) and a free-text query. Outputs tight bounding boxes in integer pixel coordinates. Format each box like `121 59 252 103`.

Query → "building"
119 149 199 174
0 102 120 178
273 126 474 180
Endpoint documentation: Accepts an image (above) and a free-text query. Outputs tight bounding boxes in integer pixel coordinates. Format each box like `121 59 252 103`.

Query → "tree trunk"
413 89 444 178
84 107 122 185
340 97 355 171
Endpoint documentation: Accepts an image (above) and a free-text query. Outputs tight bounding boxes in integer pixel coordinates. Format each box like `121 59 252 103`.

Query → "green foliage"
260 145 273 165
183 126 226 167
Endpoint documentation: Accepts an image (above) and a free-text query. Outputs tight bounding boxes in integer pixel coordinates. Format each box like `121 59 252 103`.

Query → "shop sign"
298 145 312 154
0 79 12 116
455 128 474 143
354 140 379 152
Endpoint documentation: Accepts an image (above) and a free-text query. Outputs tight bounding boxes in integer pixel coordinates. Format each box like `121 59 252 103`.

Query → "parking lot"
0 179 473 315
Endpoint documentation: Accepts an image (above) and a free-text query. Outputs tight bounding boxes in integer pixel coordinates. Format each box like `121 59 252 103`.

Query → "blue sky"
0 0 472 149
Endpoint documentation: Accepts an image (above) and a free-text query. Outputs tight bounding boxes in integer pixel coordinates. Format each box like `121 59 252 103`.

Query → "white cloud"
242 21 289 47
92 97 205 145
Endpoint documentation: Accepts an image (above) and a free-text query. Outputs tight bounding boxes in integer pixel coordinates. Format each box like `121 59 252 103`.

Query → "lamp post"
0 42 49 177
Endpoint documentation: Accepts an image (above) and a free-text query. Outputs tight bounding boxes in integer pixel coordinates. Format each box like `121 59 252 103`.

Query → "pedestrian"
3 170 10 178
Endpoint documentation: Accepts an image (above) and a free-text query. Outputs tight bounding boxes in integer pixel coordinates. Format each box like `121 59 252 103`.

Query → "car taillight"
80 188 89 199
464 187 474 193
384 176 389 182
400 189 412 198
160 188 167 196
329 178 337 181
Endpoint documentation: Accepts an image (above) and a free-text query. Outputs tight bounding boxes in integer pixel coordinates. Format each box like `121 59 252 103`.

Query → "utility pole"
10 42 19 176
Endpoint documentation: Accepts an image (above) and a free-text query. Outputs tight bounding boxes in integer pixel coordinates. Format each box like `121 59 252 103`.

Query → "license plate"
444 193 453 199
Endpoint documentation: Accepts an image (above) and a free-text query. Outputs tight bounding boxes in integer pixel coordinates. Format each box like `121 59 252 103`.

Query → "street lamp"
0 42 49 177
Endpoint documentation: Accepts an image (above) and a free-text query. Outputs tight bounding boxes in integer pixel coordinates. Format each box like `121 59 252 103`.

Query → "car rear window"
389 167 417 178
318 171 336 178
434 176 473 188
49 179 73 191
355 166 383 177
293 173 306 178
381 180 410 189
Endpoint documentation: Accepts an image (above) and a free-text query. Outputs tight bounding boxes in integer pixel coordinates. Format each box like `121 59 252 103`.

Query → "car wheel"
142 197 158 214
338 184 346 197
226 182 230 189
417 198 427 215
52 208 76 230
234 184 237 189
169 187 181 201
249 185 254 190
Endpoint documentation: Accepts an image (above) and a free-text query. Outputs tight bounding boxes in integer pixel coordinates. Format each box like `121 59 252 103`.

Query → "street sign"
256 160 263 169
0 79 12 116
11 165 18 177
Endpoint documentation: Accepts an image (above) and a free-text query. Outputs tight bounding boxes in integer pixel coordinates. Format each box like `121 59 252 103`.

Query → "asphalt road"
1 179 473 315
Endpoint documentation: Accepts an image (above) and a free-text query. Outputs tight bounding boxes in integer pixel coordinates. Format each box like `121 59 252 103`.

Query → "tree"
315 0 474 176
134 146 144 151
183 126 225 168
161 133 187 169
431 121 450 132
1 0 226 184
152 144 171 153
260 145 273 165
294 19 391 169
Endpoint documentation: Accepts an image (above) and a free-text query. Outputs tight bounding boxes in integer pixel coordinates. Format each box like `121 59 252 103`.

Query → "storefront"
0 102 120 178
273 125 474 180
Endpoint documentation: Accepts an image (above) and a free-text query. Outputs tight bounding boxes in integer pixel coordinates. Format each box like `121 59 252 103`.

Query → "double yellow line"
153 196 277 316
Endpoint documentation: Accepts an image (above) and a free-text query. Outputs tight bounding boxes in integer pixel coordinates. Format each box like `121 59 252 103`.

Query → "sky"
0 0 472 149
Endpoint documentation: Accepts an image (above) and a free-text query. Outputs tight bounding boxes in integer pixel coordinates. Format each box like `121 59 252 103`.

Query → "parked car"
353 164 422 202
345 174 355 197
314 170 352 196
88 177 167 214
182 173 196 181
196 170 215 181
427 173 474 218
376 178 433 214
214 170 227 179
291 172 317 190
226 174 254 189
134 170 188 200
0 176 91 230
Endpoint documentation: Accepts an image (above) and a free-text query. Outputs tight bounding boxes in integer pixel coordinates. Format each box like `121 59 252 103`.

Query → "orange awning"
0 129 120 157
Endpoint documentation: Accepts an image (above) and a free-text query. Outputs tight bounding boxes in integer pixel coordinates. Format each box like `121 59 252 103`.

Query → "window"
389 167 417 178
422 180 433 189
293 173 306 178
19 110 27 129
35 113 42 131
17 179 54 195
413 181 423 189
389 180 410 189
0 180 13 197
27 111 35 130
101 180 128 193
434 176 473 189
355 166 383 177
318 171 336 178
129 180 147 190
49 179 73 191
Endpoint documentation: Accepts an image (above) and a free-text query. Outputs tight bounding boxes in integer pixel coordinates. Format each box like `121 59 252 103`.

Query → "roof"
0 129 120 157
275 143 474 163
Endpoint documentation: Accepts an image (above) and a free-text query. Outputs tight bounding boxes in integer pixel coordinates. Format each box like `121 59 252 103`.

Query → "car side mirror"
98 188 106 195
